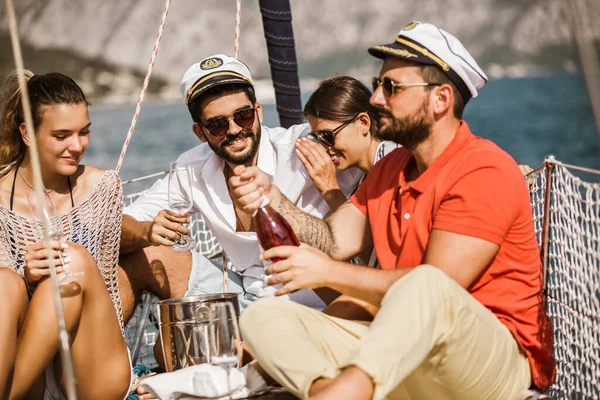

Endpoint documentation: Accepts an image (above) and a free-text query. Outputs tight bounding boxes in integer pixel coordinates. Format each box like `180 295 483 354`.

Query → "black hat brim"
368 37 472 103
187 73 253 106
368 41 439 68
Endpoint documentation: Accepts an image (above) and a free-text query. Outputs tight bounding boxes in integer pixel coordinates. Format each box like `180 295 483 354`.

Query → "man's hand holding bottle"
229 165 282 214
229 164 334 296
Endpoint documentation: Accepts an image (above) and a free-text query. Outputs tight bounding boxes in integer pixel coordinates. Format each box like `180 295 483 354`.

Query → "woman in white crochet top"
0 72 131 399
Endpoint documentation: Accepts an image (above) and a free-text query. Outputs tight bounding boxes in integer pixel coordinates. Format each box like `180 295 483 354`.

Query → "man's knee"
384 265 456 303
409 264 449 284
119 246 166 292
119 247 149 274
121 246 192 300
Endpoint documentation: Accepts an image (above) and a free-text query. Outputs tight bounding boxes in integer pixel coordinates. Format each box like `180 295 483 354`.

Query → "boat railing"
122 158 600 397
527 156 600 398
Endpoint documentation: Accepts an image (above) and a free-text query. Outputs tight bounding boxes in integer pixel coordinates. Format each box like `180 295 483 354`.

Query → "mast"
568 0 600 140
259 0 304 128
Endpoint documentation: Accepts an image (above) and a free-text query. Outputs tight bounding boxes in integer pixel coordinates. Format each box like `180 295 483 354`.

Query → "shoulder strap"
67 176 74 207
9 165 18 211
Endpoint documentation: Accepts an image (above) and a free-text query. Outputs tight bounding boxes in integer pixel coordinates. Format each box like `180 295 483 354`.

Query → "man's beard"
208 125 261 165
375 97 433 151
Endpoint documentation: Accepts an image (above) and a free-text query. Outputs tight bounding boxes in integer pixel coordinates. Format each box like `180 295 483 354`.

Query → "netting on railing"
528 161 600 399
528 166 547 248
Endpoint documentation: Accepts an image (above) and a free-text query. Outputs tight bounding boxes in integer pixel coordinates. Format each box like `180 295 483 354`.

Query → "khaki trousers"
240 265 531 400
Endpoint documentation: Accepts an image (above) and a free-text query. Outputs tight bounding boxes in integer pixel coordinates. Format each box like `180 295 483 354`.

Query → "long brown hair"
304 76 379 137
0 71 88 177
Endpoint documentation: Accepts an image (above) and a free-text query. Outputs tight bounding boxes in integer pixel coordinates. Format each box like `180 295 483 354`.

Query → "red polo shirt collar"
401 121 474 193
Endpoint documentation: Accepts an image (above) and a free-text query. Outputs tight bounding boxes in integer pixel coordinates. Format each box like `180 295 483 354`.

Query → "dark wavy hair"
304 76 379 137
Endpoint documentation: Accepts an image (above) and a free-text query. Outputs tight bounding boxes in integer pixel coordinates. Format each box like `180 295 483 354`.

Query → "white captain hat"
181 54 254 106
368 21 487 102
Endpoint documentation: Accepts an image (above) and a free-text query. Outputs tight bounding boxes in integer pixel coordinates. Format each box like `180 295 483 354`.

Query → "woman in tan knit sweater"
0 71 131 399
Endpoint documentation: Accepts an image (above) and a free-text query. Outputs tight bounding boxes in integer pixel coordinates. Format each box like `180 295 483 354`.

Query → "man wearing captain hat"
232 22 556 399
119 54 362 323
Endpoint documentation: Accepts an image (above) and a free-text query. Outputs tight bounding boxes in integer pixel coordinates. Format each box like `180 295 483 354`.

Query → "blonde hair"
0 71 88 178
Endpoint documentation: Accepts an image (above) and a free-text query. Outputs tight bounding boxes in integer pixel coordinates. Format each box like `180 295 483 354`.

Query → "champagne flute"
209 302 242 399
26 188 84 284
168 162 196 251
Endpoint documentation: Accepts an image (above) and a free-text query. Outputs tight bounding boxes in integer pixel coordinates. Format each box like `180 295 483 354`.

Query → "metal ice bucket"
155 293 240 372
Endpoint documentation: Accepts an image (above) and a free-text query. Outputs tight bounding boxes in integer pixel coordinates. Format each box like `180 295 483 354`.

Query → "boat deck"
251 389 295 399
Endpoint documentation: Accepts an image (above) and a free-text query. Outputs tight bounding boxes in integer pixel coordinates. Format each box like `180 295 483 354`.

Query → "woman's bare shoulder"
79 165 106 183
73 166 118 198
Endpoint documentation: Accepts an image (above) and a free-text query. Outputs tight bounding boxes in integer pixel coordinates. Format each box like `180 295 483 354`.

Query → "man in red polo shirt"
230 21 555 400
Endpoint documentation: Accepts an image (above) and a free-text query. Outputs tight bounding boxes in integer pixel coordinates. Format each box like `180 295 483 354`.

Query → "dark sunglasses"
310 115 359 147
200 107 256 137
372 77 441 98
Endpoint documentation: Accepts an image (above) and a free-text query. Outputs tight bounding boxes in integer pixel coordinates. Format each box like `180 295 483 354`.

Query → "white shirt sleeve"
123 176 170 222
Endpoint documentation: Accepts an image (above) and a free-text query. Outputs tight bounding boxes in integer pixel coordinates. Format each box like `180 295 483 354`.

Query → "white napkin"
244 277 285 299
239 363 268 393
244 274 325 310
139 364 251 400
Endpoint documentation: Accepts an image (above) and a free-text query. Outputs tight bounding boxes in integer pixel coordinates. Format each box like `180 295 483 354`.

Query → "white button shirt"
124 123 363 309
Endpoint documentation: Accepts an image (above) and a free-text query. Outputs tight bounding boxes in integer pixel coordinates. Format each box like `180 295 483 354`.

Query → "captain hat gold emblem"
201 57 223 70
402 21 420 31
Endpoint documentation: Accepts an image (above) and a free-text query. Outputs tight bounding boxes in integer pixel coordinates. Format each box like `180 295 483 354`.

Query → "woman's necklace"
18 170 67 192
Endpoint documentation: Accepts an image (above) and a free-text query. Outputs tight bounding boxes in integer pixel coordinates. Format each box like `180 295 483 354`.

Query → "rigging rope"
234 0 242 59
5 0 77 398
226 0 243 292
115 0 172 174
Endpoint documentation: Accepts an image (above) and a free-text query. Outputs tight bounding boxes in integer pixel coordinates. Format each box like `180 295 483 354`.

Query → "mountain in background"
1 0 599 104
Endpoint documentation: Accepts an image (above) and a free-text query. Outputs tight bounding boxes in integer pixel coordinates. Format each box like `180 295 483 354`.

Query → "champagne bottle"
253 196 300 262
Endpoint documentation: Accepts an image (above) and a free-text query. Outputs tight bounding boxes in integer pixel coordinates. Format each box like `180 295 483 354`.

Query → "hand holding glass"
27 188 83 284
168 162 196 251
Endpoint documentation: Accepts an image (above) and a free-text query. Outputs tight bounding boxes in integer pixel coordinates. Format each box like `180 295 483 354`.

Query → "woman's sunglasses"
372 77 441 98
200 107 256 137
309 115 359 147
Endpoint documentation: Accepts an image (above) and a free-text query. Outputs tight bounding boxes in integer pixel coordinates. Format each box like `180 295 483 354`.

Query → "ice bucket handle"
195 303 211 322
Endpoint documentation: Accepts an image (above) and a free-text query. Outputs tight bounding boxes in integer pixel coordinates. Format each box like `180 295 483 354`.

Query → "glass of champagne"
168 162 196 251
26 188 84 284
209 302 242 398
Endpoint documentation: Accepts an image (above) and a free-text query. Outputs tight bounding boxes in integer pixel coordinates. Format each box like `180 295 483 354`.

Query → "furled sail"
259 0 304 128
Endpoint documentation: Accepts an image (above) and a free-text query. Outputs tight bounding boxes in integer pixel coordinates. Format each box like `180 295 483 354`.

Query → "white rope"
115 0 172 174
228 0 243 291
234 0 242 58
5 0 77 398
545 157 600 177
